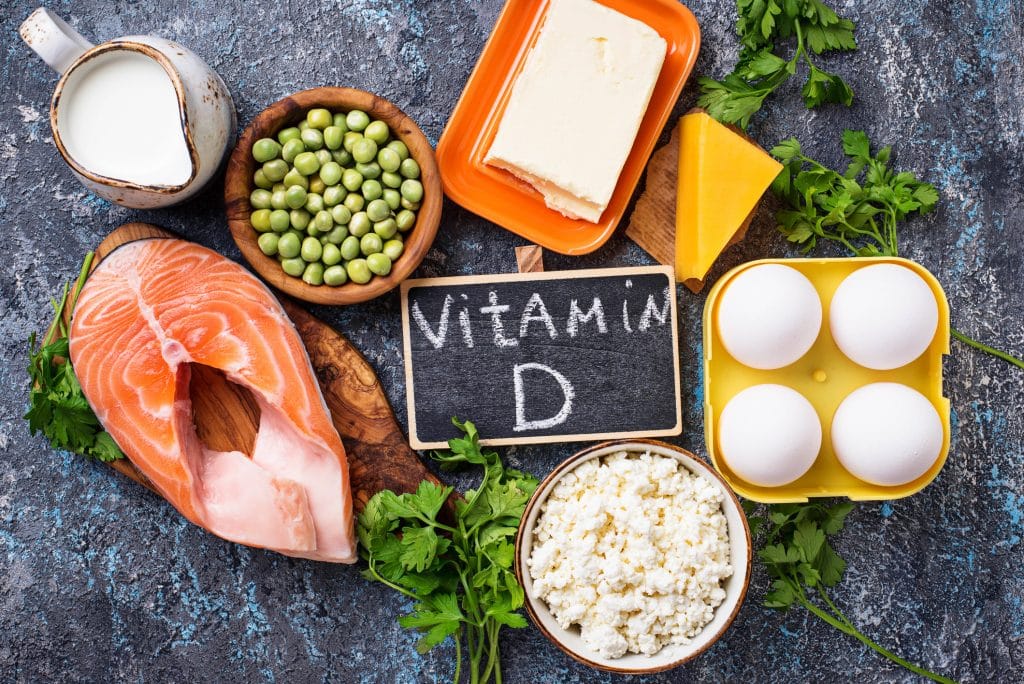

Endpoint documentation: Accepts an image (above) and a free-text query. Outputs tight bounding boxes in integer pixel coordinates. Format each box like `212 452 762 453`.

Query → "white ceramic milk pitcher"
19 8 236 209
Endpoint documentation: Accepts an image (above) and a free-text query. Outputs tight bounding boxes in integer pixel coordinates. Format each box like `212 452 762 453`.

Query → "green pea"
364 120 390 145
356 162 381 180
315 149 332 167
300 236 323 262
340 235 361 261
290 209 311 231
332 149 353 166
374 218 398 240
324 264 348 286
307 108 332 130
400 179 424 203
250 208 272 232
300 261 323 286
383 189 401 211
294 152 321 176
396 209 417 232
349 211 371 237
401 198 421 211
272 182 287 193
346 109 370 132
253 168 273 189
277 127 301 145
281 138 305 163
330 205 352 225
342 169 363 192
387 139 409 160
269 209 291 233
321 243 342 266
377 147 401 173
346 258 372 284
253 138 281 163
324 185 346 207
262 159 288 182
352 138 378 164
278 232 301 258
258 232 280 256
343 131 362 153
325 226 348 245
282 257 306 277
308 177 326 195
381 171 402 189
400 158 421 179
382 238 405 261
366 252 392 276
361 179 383 202
323 125 344 150
343 193 365 213
270 190 287 210
283 186 304 209
366 198 391 222
250 189 272 209
298 120 310 131
301 128 324 150
283 168 308 189
314 209 334 232
307 225 322 238
332 113 349 131
305 193 325 214
360 233 383 255
319 161 343 187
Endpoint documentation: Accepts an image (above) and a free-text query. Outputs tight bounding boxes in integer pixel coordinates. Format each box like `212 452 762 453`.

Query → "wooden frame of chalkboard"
401 265 682 449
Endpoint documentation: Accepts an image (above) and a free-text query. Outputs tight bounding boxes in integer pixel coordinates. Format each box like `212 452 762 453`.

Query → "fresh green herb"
745 500 956 683
358 418 538 684
698 0 857 129
771 129 939 256
771 129 1024 370
25 252 125 462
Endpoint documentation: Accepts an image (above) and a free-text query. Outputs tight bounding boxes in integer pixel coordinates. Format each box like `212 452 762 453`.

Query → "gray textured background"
1 0 1022 682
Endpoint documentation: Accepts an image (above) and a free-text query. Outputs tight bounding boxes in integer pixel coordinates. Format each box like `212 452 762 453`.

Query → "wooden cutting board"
76 222 439 512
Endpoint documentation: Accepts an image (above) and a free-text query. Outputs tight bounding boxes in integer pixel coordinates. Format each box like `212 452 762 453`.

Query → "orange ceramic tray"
436 0 701 255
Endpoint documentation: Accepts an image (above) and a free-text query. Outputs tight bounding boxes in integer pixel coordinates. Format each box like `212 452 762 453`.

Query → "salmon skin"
69 238 356 563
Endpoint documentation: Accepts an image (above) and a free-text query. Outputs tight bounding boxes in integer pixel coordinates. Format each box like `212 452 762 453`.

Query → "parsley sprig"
771 129 939 256
771 130 1024 370
698 0 857 129
358 419 538 684
746 501 956 683
25 252 125 462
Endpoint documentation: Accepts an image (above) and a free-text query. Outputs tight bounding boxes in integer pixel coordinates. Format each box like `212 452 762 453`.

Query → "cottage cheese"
527 451 732 659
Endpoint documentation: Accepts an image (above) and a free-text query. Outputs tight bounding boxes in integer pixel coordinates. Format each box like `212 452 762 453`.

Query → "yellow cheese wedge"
675 111 783 291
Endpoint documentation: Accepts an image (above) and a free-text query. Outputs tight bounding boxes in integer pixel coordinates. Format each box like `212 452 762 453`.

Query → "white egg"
718 384 822 487
717 264 822 370
829 264 939 370
831 383 944 486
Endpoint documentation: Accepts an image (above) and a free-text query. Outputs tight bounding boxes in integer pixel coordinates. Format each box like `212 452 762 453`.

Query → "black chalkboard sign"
400 266 681 448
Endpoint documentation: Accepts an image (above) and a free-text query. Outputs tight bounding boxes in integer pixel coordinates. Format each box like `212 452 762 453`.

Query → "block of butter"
675 111 783 289
484 0 666 223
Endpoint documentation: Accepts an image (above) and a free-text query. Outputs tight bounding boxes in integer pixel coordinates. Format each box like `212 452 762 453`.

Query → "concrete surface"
1 0 1022 682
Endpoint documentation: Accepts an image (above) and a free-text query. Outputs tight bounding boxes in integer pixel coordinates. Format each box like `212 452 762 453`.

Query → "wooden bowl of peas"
224 87 441 305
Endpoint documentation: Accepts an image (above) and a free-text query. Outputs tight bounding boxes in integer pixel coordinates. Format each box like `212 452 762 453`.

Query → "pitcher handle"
19 8 94 74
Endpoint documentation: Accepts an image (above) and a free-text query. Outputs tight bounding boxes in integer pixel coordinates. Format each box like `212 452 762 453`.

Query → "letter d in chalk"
513 363 575 432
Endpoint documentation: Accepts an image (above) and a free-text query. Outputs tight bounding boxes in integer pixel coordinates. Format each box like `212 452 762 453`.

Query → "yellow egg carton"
703 257 951 503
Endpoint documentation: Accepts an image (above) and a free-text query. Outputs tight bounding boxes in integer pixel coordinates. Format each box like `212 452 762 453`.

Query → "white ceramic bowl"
514 439 752 673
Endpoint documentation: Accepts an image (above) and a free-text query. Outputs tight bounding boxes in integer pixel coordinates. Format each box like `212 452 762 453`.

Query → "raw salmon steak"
69 238 356 562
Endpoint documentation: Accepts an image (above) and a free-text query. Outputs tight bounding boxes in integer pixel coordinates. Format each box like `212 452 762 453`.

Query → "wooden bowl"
514 439 752 674
225 87 441 305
